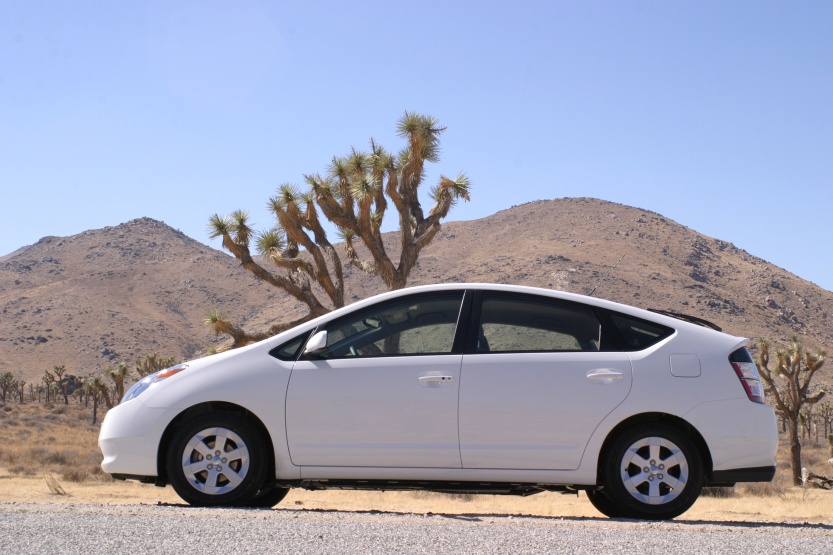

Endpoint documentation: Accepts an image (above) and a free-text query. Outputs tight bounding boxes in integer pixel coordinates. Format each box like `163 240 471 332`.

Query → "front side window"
314 292 464 359
477 294 602 353
269 331 312 361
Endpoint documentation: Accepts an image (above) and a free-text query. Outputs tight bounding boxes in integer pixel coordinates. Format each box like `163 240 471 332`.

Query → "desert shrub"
27 446 77 466
61 467 89 483
9 464 35 476
701 487 736 498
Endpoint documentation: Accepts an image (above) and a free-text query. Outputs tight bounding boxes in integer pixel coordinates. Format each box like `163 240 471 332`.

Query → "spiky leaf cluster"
207 112 470 347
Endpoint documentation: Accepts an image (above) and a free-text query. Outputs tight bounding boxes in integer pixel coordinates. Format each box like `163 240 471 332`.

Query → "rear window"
607 312 674 351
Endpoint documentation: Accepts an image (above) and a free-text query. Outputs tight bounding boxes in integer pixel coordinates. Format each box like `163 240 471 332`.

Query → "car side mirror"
303 330 328 357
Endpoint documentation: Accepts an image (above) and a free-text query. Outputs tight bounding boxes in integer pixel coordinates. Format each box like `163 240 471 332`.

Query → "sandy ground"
0 473 830 524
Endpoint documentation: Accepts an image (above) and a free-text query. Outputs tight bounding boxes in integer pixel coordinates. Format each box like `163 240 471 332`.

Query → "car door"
458 292 633 470
285 291 467 468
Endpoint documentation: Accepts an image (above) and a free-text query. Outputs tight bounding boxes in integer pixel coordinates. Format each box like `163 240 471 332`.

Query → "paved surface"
1 502 832 554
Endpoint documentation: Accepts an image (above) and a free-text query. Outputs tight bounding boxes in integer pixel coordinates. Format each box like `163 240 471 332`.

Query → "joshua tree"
52 365 69 405
208 112 470 348
819 401 833 439
106 362 130 403
42 370 54 403
0 372 15 402
758 336 826 486
135 353 175 378
85 376 111 424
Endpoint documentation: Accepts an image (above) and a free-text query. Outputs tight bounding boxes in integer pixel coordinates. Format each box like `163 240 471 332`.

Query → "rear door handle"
418 375 454 384
586 369 624 383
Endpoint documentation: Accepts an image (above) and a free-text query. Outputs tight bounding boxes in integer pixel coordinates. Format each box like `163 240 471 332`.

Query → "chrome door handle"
418 375 454 384
586 369 624 383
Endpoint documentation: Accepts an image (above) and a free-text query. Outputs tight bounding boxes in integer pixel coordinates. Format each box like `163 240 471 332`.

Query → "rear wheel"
167 413 268 507
585 489 622 518
600 424 703 520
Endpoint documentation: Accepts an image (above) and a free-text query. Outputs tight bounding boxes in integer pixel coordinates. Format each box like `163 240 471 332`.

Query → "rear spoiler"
648 309 722 332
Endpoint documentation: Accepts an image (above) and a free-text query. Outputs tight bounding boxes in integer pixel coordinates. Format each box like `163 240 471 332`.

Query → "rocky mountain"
0 218 282 383
1 199 831 389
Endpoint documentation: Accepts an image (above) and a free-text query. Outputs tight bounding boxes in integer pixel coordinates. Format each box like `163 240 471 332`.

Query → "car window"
607 312 673 351
269 331 313 361
477 294 601 353
315 292 465 359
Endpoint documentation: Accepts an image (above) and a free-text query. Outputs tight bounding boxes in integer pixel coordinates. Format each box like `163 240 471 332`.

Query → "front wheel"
600 424 704 520
244 485 290 508
167 413 268 507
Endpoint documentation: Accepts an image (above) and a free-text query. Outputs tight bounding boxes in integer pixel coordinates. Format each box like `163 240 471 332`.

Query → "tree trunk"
788 416 803 486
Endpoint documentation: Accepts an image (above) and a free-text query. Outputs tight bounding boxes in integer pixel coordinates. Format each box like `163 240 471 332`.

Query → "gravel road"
1 502 831 554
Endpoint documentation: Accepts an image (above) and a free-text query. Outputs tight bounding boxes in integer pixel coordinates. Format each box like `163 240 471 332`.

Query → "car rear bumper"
683 398 778 472
708 465 777 486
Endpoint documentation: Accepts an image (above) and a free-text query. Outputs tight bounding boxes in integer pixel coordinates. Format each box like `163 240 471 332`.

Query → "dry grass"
0 401 112 485
0 401 831 524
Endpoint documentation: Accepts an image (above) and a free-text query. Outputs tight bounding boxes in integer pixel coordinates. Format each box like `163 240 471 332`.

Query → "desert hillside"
1 198 831 389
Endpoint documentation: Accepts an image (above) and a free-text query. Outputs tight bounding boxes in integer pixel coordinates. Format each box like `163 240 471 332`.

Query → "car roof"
291 283 741 341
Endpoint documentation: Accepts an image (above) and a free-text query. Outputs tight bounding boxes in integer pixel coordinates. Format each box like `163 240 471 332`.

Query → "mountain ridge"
1 198 830 389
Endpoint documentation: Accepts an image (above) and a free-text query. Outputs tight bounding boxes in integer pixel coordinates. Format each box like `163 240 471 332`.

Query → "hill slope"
1 199 830 388
0 218 280 382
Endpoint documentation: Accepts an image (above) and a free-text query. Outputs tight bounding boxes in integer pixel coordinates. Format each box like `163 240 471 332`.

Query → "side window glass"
608 313 673 351
269 331 312 361
317 292 464 359
478 294 601 353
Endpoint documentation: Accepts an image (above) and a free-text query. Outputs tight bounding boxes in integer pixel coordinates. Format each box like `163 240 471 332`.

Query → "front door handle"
586 369 624 383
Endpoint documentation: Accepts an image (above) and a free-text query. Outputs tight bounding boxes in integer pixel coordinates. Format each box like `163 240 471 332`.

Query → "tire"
244 485 290 508
167 413 268 507
600 424 704 520
585 489 622 518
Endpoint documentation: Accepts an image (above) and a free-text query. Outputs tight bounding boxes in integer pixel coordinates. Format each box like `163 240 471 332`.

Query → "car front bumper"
99 399 173 477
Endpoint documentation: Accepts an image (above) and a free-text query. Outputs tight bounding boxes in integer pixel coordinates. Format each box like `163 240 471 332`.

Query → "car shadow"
152 502 833 530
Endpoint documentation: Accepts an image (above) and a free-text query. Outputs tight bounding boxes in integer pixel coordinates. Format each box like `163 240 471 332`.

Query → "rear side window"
607 312 673 351
477 293 602 353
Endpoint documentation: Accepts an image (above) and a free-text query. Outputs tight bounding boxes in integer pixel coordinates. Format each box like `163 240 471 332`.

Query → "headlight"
121 364 188 404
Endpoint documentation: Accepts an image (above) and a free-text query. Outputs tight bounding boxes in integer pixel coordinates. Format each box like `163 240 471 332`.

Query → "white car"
99 283 777 520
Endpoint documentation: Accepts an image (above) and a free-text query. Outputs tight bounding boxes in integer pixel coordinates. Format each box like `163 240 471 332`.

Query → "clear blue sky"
2 1 831 290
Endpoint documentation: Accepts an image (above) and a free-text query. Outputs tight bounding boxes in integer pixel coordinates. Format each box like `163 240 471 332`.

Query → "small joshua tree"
106 362 131 403
758 336 826 486
135 353 175 378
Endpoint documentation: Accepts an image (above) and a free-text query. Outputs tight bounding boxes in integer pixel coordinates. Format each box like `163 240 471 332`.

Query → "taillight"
729 348 765 404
